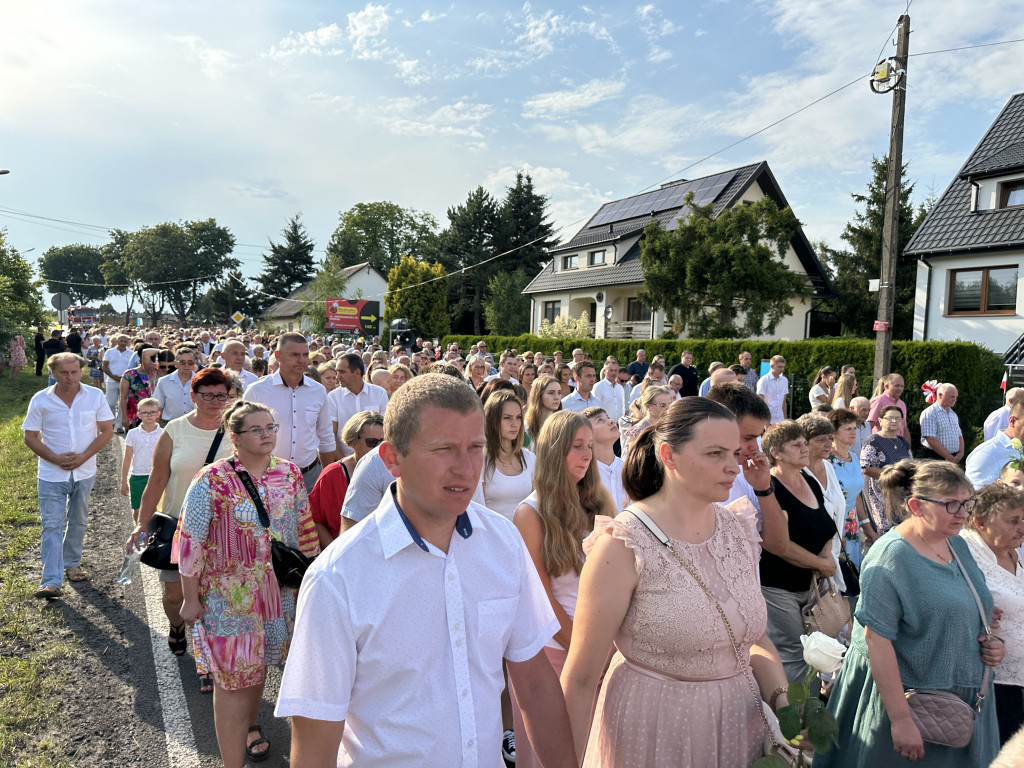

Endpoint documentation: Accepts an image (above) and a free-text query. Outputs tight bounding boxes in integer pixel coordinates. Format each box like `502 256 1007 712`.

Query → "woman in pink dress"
561 398 795 767
8 334 27 378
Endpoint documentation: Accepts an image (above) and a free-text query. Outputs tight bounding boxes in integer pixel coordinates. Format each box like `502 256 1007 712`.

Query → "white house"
907 92 1024 356
523 161 834 340
262 262 388 332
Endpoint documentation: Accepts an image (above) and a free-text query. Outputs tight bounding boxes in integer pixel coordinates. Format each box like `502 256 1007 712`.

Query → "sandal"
246 724 271 762
198 672 213 694
168 622 187 656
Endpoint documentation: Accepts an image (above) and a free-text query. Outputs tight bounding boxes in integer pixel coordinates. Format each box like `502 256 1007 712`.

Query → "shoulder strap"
230 460 271 529
625 506 670 546
949 544 993 710
204 427 225 466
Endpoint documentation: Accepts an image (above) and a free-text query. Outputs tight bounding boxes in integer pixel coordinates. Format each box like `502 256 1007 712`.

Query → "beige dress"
582 505 768 767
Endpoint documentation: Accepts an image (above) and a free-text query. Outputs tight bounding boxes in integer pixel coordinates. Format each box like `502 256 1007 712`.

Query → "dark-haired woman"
809 366 837 406
472 391 536 521
177 401 318 767
562 398 795 766
861 405 913 536
511 410 613 767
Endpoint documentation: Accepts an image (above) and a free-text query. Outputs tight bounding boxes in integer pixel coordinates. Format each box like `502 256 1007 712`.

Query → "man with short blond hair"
756 355 788 423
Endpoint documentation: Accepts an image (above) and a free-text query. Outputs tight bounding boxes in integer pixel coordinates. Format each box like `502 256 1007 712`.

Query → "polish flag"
1001 371 1008 391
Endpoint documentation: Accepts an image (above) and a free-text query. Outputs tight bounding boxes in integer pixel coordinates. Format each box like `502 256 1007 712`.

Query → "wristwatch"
753 486 774 497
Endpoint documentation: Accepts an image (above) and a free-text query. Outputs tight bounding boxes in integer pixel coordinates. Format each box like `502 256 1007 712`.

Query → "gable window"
588 249 606 266
542 300 561 324
1000 181 1024 209
949 266 1018 315
562 254 578 270
627 298 652 322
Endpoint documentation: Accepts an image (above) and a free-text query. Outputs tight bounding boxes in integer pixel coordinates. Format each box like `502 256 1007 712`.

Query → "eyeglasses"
138 410 160 416
236 424 280 437
178 359 197 366
196 391 230 402
916 497 978 516
882 415 903 422
361 436 383 448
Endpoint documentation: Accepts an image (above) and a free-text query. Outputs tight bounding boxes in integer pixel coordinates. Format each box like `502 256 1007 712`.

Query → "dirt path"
30 438 292 767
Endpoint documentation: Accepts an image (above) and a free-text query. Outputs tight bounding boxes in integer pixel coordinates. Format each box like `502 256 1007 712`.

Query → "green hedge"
442 334 1005 450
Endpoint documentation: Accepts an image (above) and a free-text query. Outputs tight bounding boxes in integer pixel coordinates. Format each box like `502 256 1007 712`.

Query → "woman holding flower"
816 460 1003 767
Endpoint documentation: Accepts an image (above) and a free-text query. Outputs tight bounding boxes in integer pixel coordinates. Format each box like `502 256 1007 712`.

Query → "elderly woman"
466 354 489 391
387 363 412 395
817 460 1003 767
177 401 318 766
316 362 338 393
798 414 848 595
828 408 877 569
620 385 674 456
861 405 913 536
760 420 838 682
960 482 1024 745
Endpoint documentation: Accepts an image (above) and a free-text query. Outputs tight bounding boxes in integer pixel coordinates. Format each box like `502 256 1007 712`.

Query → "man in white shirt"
220 339 258 389
967 400 1024 488
245 332 337 493
276 374 575 768
583 406 627 511
984 388 1023 441
561 361 598 413
23 353 114 598
329 353 389 455
592 360 625 425
101 334 138 431
756 355 789 424
484 352 519 384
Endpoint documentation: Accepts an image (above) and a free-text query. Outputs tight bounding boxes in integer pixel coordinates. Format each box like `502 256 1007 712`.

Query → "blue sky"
3 0 1023 309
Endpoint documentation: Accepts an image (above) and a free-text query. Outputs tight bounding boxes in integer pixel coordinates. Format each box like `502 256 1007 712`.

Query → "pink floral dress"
175 454 319 690
9 335 27 368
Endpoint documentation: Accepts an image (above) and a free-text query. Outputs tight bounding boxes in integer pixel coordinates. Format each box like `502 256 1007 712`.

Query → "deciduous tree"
100 229 142 327
39 244 108 305
638 194 809 339
384 255 450 339
0 229 44 339
325 202 438 275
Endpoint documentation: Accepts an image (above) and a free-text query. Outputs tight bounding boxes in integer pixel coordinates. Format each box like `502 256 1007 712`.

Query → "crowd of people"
17 327 1024 767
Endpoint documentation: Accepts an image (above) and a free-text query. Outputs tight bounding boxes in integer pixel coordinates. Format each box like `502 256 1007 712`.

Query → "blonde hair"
832 373 857 407
341 410 384 447
532 411 613 577
525 374 561 439
136 397 160 411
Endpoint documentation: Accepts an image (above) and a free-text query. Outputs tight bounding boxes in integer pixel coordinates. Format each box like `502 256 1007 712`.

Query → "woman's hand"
980 634 1005 667
179 598 204 625
890 716 924 761
124 525 145 554
815 556 837 578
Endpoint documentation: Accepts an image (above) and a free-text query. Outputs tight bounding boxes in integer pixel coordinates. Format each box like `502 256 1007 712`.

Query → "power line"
39 273 222 288
909 37 1024 57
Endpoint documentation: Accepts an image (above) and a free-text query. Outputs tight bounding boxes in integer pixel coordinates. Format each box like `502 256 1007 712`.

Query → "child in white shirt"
120 398 163 523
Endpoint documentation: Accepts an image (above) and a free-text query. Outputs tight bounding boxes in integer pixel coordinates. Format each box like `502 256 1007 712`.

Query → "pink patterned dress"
582 505 768 767
9 335 27 368
175 454 319 690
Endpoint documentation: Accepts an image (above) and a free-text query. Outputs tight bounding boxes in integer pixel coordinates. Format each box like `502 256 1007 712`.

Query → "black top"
759 471 838 592
65 332 82 354
42 338 67 358
627 361 649 378
668 363 699 396
34 332 45 353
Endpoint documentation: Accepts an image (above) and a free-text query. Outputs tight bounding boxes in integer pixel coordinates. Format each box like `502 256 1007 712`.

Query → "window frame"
947 265 1018 316
626 297 652 322
542 300 561 325
998 179 1024 209
588 249 606 266
562 254 578 270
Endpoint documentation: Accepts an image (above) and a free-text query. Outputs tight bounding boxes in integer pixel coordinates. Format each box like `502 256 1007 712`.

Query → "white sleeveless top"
472 449 536 520
520 491 579 651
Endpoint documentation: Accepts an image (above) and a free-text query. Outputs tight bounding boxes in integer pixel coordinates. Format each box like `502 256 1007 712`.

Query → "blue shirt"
965 431 1015 489
561 389 597 413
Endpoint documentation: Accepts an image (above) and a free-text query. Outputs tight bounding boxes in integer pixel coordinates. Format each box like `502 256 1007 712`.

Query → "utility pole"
872 14 910 389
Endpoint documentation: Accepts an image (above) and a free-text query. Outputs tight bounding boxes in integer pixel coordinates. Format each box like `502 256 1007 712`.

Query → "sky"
3 0 1024 311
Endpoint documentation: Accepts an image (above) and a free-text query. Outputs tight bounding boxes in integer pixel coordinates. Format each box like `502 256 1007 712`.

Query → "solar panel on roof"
586 169 739 229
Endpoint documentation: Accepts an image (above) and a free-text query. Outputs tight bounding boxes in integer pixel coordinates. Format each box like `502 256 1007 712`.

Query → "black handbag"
140 426 224 571
232 461 314 590
839 552 860 597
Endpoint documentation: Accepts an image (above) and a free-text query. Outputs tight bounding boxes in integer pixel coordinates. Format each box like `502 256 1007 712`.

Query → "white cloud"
634 3 679 64
347 3 391 60
267 23 345 59
360 96 494 143
171 36 237 80
647 46 671 63
522 78 626 118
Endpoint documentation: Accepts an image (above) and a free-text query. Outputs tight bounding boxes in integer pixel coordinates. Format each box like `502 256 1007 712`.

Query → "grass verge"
0 371 76 768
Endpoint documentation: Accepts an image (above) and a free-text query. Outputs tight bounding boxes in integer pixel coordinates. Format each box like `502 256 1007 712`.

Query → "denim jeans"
38 475 96 587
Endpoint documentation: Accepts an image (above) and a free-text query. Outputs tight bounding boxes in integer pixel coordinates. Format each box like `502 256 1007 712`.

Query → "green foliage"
483 268 532 336
384 255 450 339
99 229 140 325
821 155 930 338
491 171 558 277
325 201 438 276
441 334 1003 448
535 312 592 339
438 186 499 336
38 244 107 305
0 230 44 341
300 263 350 332
638 194 809 338
196 271 261 325
257 214 316 310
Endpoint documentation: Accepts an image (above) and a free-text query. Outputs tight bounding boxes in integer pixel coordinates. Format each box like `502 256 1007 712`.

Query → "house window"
949 266 1018 315
627 298 652 322
543 300 561 324
588 249 606 266
1000 181 1024 209
562 254 578 270
588 302 597 323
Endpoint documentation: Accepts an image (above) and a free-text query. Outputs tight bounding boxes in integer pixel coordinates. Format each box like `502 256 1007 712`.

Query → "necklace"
917 532 952 563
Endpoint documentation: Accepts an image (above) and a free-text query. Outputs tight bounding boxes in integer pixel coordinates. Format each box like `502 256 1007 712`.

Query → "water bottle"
118 532 147 586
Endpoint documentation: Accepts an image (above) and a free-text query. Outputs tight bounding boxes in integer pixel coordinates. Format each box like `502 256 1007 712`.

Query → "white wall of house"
975 173 1024 211
913 251 1024 353
344 266 389 304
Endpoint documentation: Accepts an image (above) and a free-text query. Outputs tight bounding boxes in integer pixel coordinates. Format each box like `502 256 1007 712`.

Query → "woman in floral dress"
177 401 318 766
119 345 158 429
8 333 27 378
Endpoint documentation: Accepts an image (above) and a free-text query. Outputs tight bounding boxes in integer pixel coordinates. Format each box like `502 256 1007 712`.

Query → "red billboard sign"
325 299 380 336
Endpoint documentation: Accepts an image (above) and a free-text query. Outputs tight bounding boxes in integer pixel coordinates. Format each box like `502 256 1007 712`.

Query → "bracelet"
753 486 774 497
768 686 787 710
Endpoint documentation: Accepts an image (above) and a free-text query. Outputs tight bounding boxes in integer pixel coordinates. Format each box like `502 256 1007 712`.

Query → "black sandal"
168 622 187 656
246 725 270 762
198 672 213 694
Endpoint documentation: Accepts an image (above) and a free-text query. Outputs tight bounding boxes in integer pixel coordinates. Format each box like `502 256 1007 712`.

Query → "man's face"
770 360 786 376
576 366 597 393
682 353 693 367
937 386 958 409
587 411 619 446
276 341 310 379
221 342 246 370
885 375 905 399
637 350 646 362
572 349 584 363
383 405 485 523
604 363 619 383
200 332 210 343
736 415 768 462
618 370 631 386
853 401 870 423
553 352 563 362
116 336 128 351
52 360 82 391
739 352 752 368
336 361 361 391
145 332 162 347
668 375 682 393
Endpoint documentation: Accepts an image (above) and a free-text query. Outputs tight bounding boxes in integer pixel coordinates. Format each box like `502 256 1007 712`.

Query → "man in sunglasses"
244 332 336 493
152 346 199 425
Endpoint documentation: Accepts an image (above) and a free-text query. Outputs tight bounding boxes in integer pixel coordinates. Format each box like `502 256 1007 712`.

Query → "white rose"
801 632 846 674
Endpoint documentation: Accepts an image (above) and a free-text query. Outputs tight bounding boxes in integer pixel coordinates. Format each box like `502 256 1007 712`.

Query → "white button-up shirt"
152 371 195 422
102 346 138 383
23 385 114 482
229 367 259 390
276 487 558 768
328 382 390 456
560 389 597 413
966 431 1016 489
592 379 626 423
244 373 336 468
756 373 789 423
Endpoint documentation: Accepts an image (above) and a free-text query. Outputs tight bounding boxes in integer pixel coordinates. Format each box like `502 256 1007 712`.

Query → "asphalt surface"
31 437 294 767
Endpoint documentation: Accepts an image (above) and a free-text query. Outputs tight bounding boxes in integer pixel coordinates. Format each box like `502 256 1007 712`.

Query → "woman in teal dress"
817 459 1004 767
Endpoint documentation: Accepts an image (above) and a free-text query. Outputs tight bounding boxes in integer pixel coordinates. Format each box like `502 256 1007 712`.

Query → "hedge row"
442 334 1006 450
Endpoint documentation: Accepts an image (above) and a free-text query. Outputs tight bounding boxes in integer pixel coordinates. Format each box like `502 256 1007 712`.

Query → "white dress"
471 449 536 520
